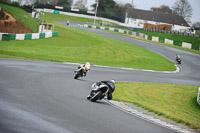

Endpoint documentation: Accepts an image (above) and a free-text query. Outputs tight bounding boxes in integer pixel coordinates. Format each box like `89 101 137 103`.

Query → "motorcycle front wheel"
74 71 81 79
74 73 79 79
90 91 103 102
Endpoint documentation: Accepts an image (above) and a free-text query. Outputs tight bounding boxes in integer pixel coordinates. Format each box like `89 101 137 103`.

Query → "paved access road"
0 22 200 133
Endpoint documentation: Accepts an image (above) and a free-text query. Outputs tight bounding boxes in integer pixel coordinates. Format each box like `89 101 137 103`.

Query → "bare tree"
151 5 173 14
73 0 87 10
35 0 58 4
12 0 34 5
57 0 73 9
24 0 34 5
117 3 133 17
18 0 23 5
172 0 192 24
124 3 133 9
49 0 57 5
192 22 200 28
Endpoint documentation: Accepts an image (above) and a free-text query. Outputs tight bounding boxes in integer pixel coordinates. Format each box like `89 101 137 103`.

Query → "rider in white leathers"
77 62 90 77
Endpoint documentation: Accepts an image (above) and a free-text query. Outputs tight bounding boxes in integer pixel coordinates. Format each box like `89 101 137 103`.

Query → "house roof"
127 8 190 27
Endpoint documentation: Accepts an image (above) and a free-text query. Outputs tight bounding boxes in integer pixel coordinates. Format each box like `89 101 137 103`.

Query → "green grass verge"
44 12 118 25
0 3 39 33
44 12 102 24
114 82 200 129
0 5 175 71
0 54 43 60
0 23 176 71
196 30 200 35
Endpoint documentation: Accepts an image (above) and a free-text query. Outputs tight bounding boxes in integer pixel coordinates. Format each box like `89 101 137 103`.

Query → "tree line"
90 0 193 25
1 0 198 27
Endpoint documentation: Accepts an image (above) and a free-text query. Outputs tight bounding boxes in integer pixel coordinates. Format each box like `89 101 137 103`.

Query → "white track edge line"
104 100 194 133
63 62 180 73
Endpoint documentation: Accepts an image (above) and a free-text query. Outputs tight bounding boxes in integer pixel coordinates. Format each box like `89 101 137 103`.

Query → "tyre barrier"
78 24 197 50
0 31 58 41
182 42 192 49
197 87 200 106
152 36 159 42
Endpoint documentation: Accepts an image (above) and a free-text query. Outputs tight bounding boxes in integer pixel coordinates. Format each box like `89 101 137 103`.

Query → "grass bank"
43 12 119 25
44 12 103 24
114 82 200 130
0 23 175 71
0 7 175 71
0 3 39 33
196 30 200 35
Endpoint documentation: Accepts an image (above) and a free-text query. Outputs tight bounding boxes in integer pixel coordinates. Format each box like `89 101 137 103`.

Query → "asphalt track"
0 22 200 133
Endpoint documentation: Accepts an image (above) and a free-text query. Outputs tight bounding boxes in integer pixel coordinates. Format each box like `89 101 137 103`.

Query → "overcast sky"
84 0 200 24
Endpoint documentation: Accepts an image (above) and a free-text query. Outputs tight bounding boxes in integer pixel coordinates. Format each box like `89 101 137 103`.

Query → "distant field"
0 3 39 33
114 82 200 129
44 12 103 24
43 12 118 25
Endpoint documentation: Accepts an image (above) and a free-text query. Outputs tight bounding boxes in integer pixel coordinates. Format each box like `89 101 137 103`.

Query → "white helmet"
110 79 115 84
85 62 90 70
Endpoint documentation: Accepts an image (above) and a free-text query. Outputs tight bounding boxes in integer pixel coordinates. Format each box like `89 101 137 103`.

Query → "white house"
125 8 190 32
